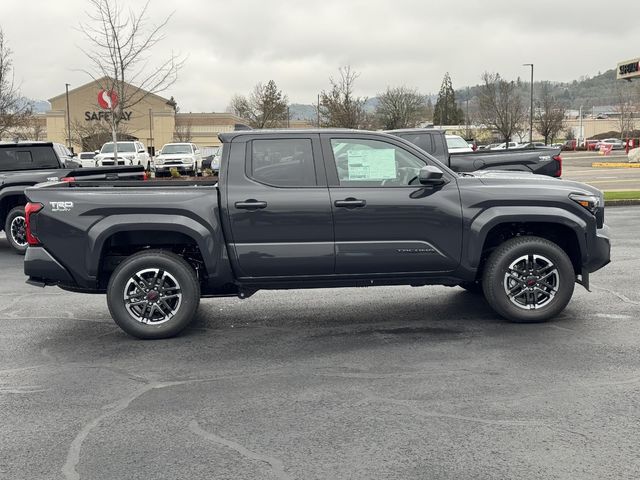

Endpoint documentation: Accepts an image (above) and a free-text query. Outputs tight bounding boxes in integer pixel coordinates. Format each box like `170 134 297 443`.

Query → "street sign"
617 58 640 81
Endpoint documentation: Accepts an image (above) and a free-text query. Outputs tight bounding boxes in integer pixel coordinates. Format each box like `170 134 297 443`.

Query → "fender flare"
86 214 218 278
466 206 588 269
0 186 30 225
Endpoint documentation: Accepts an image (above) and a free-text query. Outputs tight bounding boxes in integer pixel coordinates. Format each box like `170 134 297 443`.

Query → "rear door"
225 134 334 278
321 133 463 275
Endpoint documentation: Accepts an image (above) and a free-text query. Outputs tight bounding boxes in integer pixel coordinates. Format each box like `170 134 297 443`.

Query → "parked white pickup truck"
95 141 151 169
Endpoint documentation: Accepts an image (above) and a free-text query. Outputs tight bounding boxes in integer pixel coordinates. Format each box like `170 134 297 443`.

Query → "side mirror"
138 149 145 153
418 165 445 186
94 150 99 154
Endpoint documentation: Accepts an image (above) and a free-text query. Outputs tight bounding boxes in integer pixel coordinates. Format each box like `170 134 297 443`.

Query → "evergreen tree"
433 73 464 125
229 80 289 128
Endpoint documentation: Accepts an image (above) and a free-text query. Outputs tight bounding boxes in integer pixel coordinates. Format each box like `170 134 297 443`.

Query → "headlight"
183 157 193 164
569 193 601 214
124 154 135 160
155 157 164 164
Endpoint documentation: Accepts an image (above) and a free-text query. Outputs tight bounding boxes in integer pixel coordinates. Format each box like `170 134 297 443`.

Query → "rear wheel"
107 250 200 339
482 236 575 323
5 206 28 255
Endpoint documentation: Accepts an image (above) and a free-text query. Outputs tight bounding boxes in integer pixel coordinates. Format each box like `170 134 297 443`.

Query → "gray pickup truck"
388 129 563 177
23 129 609 339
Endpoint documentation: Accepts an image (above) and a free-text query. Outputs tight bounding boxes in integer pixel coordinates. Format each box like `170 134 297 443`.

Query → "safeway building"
44 77 250 153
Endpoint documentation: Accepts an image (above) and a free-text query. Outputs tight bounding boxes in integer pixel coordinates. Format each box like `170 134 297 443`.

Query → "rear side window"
0 146 60 171
250 139 316 187
432 134 447 158
398 133 434 154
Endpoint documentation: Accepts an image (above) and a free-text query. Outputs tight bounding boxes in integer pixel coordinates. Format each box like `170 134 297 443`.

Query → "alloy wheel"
123 268 182 324
503 254 559 310
10 216 27 247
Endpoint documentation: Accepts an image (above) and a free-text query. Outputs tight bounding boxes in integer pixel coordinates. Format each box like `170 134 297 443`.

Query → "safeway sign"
617 58 640 80
97 89 118 109
84 89 131 122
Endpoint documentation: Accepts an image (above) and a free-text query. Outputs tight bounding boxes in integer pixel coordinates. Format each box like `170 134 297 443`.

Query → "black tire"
458 281 484 294
482 236 575 323
107 250 200 339
4 206 28 255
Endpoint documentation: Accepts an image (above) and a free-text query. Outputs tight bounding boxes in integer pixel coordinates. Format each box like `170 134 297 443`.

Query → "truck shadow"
29 286 576 367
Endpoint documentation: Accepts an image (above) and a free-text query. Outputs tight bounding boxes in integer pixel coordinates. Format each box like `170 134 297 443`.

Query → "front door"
226 134 334 278
322 133 463 275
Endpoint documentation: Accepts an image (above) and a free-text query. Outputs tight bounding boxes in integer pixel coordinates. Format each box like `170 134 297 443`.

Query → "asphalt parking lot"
562 151 640 191
1 207 639 480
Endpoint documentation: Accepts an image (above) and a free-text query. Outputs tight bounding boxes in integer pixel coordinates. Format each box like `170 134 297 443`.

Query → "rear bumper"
24 246 74 286
584 225 611 273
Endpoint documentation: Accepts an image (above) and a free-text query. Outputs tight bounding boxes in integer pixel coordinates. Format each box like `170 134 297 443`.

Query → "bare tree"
614 83 636 139
478 72 526 146
173 120 192 142
0 28 32 139
68 119 130 151
229 80 289 128
534 82 566 145
319 66 368 128
375 86 426 130
79 0 184 159
27 115 45 141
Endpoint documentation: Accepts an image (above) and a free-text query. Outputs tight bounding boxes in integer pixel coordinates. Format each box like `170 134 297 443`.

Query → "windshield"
161 144 193 155
446 136 470 149
101 142 135 153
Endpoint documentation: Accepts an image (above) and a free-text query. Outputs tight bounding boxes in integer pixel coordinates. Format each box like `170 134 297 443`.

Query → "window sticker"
347 149 396 180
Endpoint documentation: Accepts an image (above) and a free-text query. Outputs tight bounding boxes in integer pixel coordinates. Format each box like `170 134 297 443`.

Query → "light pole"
523 64 534 143
65 83 72 149
148 108 153 153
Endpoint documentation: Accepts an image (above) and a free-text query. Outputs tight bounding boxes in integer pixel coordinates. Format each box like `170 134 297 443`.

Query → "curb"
605 199 640 207
592 162 640 168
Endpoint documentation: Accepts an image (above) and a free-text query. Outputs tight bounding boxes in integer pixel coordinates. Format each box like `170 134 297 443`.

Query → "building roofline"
48 76 170 104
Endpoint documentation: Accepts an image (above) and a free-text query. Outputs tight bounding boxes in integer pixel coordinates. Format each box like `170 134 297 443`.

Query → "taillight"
62 177 75 182
553 155 562 177
25 202 44 246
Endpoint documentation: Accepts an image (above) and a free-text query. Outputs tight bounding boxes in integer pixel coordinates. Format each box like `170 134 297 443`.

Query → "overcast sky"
2 0 639 112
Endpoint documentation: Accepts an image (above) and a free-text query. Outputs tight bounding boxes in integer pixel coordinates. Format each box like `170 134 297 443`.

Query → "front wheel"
5 206 28 255
107 250 201 339
482 236 575 323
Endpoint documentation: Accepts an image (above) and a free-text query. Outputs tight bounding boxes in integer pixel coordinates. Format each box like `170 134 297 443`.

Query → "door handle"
334 198 366 208
235 199 267 210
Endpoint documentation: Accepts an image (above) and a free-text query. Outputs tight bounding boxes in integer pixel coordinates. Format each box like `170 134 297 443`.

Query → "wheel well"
0 194 27 228
98 230 206 289
478 222 581 279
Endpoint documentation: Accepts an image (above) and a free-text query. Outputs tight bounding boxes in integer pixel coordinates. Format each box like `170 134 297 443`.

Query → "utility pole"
465 87 470 138
65 83 72 150
579 105 583 147
148 108 153 155
523 64 534 143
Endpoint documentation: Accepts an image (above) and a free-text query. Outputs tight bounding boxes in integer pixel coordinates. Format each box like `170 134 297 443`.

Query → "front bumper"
154 163 196 173
584 225 611 273
24 247 74 286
